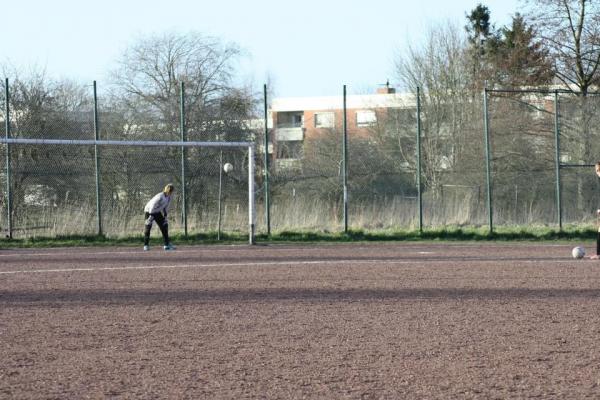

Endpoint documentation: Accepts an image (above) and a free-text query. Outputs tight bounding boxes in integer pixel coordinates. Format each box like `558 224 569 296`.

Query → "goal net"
0 138 256 244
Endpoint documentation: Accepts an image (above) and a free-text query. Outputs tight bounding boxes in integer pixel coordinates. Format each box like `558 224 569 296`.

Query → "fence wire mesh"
557 94 600 223
346 108 419 230
0 81 256 239
0 144 6 235
268 130 341 232
3 87 98 237
3 81 600 239
98 146 249 237
421 92 487 227
487 91 558 226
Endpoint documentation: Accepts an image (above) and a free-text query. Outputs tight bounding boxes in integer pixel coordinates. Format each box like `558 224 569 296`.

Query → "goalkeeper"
143 184 176 251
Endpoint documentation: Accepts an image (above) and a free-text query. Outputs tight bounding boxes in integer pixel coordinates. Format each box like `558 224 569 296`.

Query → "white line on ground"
0 242 580 258
0 257 583 275
0 247 435 258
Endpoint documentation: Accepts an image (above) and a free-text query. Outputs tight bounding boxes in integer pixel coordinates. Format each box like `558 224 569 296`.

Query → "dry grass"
4 194 592 239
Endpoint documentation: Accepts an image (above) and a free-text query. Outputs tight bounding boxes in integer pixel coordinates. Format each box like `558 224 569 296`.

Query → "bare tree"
109 31 258 220
525 0 600 212
525 0 600 94
394 22 480 195
1 65 95 231
111 31 249 139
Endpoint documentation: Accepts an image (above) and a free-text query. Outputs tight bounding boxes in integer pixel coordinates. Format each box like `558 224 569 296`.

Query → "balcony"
276 121 303 129
275 158 302 170
275 127 304 141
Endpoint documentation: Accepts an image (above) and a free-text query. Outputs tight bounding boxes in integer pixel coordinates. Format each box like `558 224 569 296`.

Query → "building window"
276 140 303 159
356 110 377 127
293 114 303 126
277 112 304 128
314 112 335 128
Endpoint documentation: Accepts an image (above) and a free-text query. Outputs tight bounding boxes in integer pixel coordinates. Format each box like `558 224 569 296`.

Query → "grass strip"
0 225 596 248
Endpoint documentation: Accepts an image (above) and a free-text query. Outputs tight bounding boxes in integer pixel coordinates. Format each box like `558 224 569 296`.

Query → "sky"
2 0 521 98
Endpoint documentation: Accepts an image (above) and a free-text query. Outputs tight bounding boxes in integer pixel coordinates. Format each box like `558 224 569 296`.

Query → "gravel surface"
1 242 600 399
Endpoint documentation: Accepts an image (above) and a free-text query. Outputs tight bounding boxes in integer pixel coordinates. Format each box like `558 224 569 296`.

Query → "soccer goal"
0 138 256 244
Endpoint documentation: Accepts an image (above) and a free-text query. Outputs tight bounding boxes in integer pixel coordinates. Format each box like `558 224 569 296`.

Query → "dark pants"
144 212 169 246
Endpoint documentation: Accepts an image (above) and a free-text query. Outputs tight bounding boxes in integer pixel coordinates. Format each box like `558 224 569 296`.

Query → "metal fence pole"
263 84 271 236
342 85 348 232
553 90 562 230
217 150 223 240
93 81 102 236
248 145 255 245
416 86 423 233
4 78 12 239
483 88 493 233
180 82 188 236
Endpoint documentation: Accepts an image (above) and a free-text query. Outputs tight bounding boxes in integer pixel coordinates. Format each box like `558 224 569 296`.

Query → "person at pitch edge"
143 183 176 251
591 162 600 260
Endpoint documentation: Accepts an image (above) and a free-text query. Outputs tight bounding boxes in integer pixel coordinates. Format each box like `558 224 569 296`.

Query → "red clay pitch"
1 242 600 398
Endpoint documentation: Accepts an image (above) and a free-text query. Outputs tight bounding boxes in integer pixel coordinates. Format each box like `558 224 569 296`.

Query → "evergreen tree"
466 5 553 88
465 4 499 87
493 14 554 86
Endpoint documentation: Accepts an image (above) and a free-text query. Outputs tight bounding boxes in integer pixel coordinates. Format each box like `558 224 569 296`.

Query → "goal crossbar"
0 138 253 148
0 137 256 244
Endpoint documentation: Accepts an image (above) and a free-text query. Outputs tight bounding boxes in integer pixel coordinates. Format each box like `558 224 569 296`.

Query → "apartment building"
269 85 416 169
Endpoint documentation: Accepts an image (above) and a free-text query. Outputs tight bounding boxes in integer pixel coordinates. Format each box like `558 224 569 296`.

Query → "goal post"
0 138 256 244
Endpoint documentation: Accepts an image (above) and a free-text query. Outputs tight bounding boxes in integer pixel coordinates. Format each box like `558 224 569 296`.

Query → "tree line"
0 32 257 232
387 0 600 222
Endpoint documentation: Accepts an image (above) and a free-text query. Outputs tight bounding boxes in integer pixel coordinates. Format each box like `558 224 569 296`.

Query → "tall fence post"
553 90 562 230
217 149 223 241
342 85 348 233
93 81 102 236
4 78 12 239
180 82 188 236
416 86 423 233
263 84 271 236
483 87 493 233
248 145 255 245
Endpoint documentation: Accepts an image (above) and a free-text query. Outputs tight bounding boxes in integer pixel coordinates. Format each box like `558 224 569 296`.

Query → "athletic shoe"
143 245 149 251
163 244 176 251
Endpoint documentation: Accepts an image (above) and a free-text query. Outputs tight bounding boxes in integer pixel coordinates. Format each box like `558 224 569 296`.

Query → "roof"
271 93 417 112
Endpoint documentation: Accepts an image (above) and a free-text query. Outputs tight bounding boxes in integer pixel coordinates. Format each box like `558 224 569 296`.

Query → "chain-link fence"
487 90 558 226
486 90 600 229
556 93 600 223
1 80 255 239
2 79 600 239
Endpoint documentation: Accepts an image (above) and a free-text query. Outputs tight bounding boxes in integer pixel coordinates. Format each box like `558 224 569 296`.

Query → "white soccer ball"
572 246 585 259
223 163 233 173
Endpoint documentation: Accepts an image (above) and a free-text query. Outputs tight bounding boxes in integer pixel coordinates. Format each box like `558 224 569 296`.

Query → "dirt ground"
1 242 600 399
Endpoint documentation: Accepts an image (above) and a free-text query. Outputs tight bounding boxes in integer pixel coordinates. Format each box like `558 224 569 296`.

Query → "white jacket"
144 192 171 215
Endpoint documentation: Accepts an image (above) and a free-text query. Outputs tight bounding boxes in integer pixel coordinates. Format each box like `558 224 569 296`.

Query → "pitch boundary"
0 257 583 275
